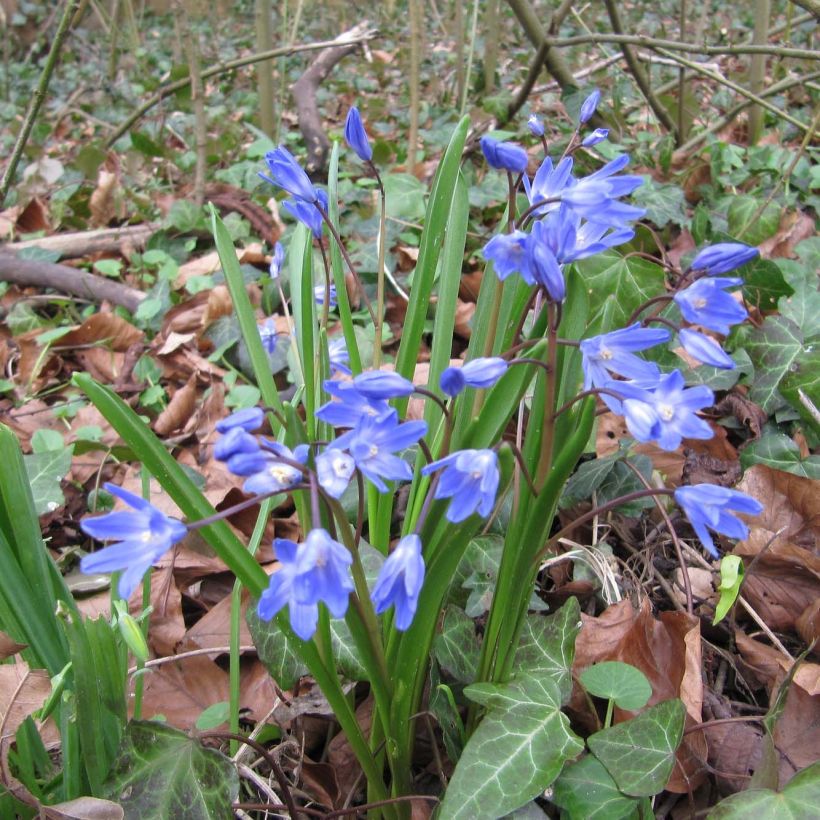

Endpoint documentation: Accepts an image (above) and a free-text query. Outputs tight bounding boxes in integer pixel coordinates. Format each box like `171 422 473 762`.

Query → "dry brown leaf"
43 797 124 820
182 587 252 654
142 565 185 657
0 632 26 660
300 759 341 809
796 599 820 650
327 694 373 802
154 373 198 436
454 299 475 338
704 719 764 795
237 659 281 723
89 168 125 227
74 348 125 383
15 196 50 234
758 210 817 260
175 251 221 287
59 313 143 352
201 285 235 329
139 655 229 730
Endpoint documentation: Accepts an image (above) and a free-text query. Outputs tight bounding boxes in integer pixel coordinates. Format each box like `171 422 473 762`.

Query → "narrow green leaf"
580 662 652 711
440 674 583 819
103 721 239 818
587 699 686 797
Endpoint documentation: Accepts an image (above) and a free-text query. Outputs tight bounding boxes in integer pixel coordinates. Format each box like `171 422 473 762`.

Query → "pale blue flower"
422 449 500 523
678 329 736 369
344 106 373 162
674 277 747 335
480 137 529 173
371 534 425 630
260 146 317 203
440 357 508 397
689 243 758 275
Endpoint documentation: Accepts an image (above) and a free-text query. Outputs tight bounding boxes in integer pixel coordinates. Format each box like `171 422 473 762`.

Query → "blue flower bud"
480 136 529 174
581 128 609 147
259 146 317 203
528 115 544 137
689 243 759 275
344 106 373 162
579 89 601 124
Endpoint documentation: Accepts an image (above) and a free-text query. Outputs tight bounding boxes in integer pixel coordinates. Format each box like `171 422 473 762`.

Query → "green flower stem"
132 469 153 721
534 303 559 490
371 163 387 369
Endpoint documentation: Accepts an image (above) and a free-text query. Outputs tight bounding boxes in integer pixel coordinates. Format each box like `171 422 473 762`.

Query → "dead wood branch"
4 223 157 259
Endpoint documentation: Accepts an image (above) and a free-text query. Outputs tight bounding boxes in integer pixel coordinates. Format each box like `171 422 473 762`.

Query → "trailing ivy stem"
370 161 387 368
534 487 676 568
317 204 377 324
625 292 675 325
535 302 560 490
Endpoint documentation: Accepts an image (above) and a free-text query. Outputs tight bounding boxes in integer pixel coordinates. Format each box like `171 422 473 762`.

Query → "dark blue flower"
216 407 265 433
421 449 500 523
483 231 535 282
257 537 319 640
616 370 714 451
352 370 415 400
689 243 758 275
440 357 508 397
260 146 318 203
333 414 427 492
282 187 328 238
371 534 425 630
269 242 285 279
316 448 356 498
579 89 601 123
480 136 529 173
316 380 395 428
581 128 609 147
80 483 187 599
580 324 670 390
526 220 566 300
528 115 544 137
678 328 736 370
674 484 763 557
344 106 373 162
674 276 747 334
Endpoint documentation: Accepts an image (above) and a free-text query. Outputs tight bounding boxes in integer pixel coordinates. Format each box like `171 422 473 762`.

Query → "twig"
738 597 795 662
104 32 377 148
0 0 81 207
603 0 678 135
127 644 257 674
4 222 157 257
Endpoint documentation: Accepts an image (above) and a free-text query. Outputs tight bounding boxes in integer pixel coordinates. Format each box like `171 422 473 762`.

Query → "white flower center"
694 297 707 308
369 445 379 457
600 347 613 361
658 403 675 421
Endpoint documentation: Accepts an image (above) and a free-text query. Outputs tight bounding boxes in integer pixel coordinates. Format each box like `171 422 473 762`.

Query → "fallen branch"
105 30 378 148
4 222 157 259
291 21 377 175
0 252 145 312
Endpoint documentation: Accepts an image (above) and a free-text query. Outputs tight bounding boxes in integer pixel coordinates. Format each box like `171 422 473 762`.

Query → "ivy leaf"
580 662 652 711
779 346 820 434
740 433 820 479
560 456 619 509
246 606 308 690
383 172 427 220
103 721 238 818
515 598 581 702
707 760 820 819
631 177 688 228
779 281 820 341
552 753 644 820
726 196 781 245
24 445 74 515
432 607 480 684
587 699 686 797
741 258 793 313
440 675 583 819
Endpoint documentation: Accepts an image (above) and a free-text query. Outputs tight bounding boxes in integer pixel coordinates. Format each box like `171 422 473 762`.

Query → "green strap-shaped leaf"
552 753 643 820
587 699 686 797
103 720 239 819
439 675 583 819
515 598 581 703
707 760 820 819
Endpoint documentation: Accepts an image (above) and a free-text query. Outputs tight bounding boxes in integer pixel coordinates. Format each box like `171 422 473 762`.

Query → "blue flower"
560 155 645 224
371 534 425 630
314 283 338 308
422 449 500 523
333 414 427 492
616 370 714 451
526 219 566 300
674 484 763 558
344 106 373 162
440 357 508 397
581 128 609 147
283 187 328 238
328 337 352 376
674 276 747 334
269 242 285 279
80 483 187 599
580 323 670 390
216 407 265 433
291 528 354 621
260 146 318 203
214 426 261 461
483 231 535 282
579 89 601 123
480 136 529 173
352 370 415 400
528 115 544 137
316 448 356 499
257 537 319 640
228 440 308 495
678 328 736 370
316 381 395 428
259 317 278 354
523 156 574 218
689 243 758 275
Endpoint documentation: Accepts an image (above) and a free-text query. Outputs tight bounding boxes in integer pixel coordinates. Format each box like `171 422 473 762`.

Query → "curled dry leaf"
59 312 143 352
89 168 125 227
571 599 707 792
0 631 26 660
153 373 198 436
42 796 124 820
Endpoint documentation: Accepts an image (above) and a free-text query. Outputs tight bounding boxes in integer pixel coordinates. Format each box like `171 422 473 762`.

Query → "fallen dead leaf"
58 312 143 352
153 373 198 436
89 168 125 227
42 796 125 820
758 210 816 260
0 632 27 660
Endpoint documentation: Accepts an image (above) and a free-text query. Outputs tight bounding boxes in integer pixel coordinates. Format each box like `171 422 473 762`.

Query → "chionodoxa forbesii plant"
78 96 764 817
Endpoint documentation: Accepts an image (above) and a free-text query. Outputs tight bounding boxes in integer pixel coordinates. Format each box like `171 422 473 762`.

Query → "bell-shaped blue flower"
316 448 356 499
581 128 609 147
269 242 285 279
580 324 670 390
678 328 735 370
80 483 188 599
483 231 535 283
480 136 529 174
316 381 395 429
440 357 508 397
291 528 354 619
674 484 763 558
328 337 352 376
528 115 544 137
674 276 747 334
216 407 265 433
579 88 601 123
314 283 338 308
282 187 328 238
344 106 373 162
214 426 261 462
229 440 308 495
689 243 758 275
526 220 566 301
260 146 318 203
259 317 278 354
371 534 425 630
351 370 415 400
421 449 500 523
